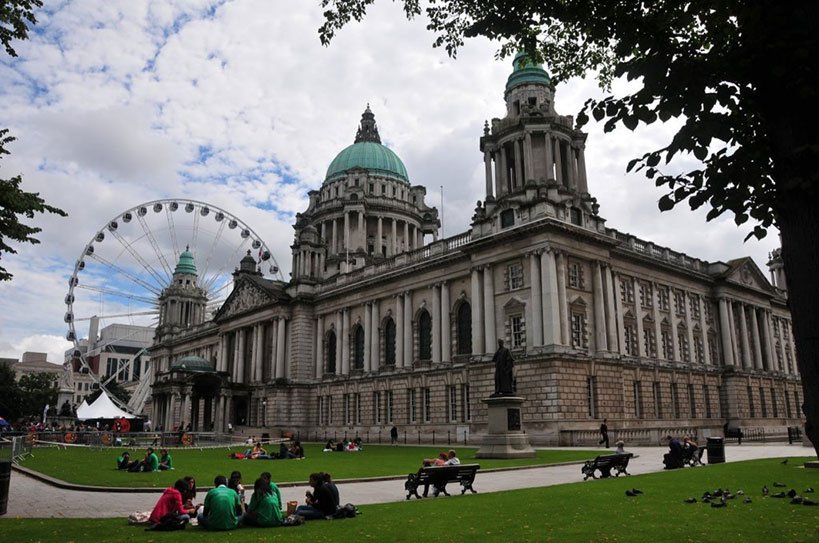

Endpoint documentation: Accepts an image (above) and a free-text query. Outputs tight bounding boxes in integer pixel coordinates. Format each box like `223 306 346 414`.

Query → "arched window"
456 302 472 354
384 318 396 366
418 310 432 361
326 331 336 374
353 326 365 370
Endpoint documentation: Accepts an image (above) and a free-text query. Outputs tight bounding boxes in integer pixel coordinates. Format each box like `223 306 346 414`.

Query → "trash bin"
0 460 11 516
707 436 725 464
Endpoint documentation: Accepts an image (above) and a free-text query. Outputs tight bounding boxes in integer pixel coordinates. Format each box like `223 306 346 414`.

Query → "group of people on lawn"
147 469 344 531
117 447 173 472
237 439 305 460
323 436 363 452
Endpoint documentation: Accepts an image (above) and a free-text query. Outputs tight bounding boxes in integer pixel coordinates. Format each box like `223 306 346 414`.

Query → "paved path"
3 444 813 518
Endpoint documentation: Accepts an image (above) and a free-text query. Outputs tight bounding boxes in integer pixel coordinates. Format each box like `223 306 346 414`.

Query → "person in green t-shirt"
243 477 283 527
199 475 242 531
159 449 174 470
139 448 160 472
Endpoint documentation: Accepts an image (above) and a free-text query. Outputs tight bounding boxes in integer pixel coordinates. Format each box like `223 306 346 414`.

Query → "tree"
17 371 57 419
0 363 21 420
319 1 819 454
0 0 65 281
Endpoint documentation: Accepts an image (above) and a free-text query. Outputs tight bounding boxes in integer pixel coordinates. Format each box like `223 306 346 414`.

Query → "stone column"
231 330 240 381
484 150 494 199
493 150 503 197
555 252 569 345
403 292 413 364
685 294 695 362
391 219 398 257
483 265 497 350
699 296 711 364
275 317 287 379
182 393 190 427
321 221 327 244
719 298 734 366
652 284 663 359
364 302 372 372
441 282 451 363
237 328 246 382
396 294 405 367
341 309 350 374
343 211 350 253
592 262 607 351
515 138 524 189
216 395 225 433
524 131 534 181
529 251 543 346
499 145 508 194
633 278 645 357
377 216 383 256
566 144 576 190
613 273 625 355
471 268 484 355
217 334 226 372
726 299 738 364
358 211 365 250
738 304 751 369
545 134 554 181
251 324 260 382
541 249 561 345
775 317 786 372
403 222 409 253
749 306 763 369
577 145 588 193
669 293 680 361
331 218 337 255
554 138 563 186
315 315 324 378
761 310 774 371
269 320 278 379
432 284 442 364
371 301 380 370
604 268 618 352
787 320 797 374
335 311 343 373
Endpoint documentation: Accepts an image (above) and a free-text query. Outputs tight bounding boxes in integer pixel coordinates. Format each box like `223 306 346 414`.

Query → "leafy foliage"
0 362 22 419
16 371 58 418
0 0 42 57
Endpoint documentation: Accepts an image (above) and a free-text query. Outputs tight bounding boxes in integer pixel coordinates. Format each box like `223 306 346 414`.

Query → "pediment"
215 279 276 321
723 258 774 293
503 296 526 311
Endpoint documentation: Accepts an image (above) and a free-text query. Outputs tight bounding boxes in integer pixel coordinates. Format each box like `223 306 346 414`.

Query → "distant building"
149 54 802 444
13 352 62 382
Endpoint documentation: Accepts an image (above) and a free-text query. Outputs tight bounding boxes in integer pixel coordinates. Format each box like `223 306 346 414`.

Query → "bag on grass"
127 511 151 525
146 513 188 531
334 503 360 519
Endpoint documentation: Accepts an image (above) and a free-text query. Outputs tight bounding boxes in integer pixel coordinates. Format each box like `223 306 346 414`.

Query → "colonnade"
484 131 588 199
160 298 206 328
317 213 426 258
216 318 288 383
717 299 797 374
152 391 219 433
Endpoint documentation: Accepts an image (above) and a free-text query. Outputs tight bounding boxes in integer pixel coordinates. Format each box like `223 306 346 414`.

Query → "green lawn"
2 458 818 542
17 444 597 488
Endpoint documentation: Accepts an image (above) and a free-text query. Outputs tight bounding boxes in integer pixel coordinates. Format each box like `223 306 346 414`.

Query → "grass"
2 458 818 542
17 444 597 488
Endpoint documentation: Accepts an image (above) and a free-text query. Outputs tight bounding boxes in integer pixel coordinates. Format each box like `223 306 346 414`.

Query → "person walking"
599 419 609 448
390 425 398 445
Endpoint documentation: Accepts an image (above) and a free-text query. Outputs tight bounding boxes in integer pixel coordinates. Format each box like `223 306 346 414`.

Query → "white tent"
76 390 137 420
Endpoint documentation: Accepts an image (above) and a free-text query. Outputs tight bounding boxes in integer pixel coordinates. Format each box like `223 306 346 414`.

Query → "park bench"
724 427 743 444
581 453 632 480
404 464 480 499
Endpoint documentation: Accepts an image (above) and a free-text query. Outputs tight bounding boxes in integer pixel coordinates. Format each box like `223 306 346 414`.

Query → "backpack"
334 503 360 519
146 514 188 531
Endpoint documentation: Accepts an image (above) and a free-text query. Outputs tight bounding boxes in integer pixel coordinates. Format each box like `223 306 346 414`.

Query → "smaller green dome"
505 52 551 93
171 355 215 372
174 246 197 275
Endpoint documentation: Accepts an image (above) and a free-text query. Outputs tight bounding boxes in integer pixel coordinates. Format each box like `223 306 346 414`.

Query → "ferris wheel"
63 198 283 410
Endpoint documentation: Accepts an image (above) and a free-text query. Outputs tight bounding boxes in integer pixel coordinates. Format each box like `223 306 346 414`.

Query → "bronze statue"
492 339 515 396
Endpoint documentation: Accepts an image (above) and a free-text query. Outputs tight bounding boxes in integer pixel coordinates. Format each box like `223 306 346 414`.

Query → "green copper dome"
325 141 409 184
174 247 197 275
505 52 551 93
171 355 215 372
324 105 410 185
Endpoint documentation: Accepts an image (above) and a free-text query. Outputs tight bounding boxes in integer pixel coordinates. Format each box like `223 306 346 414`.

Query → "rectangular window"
317 396 323 425
344 394 351 424
759 386 767 418
620 279 635 304
508 263 524 290
448 385 457 422
571 312 588 349
785 390 792 418
643 327 657 358
511 315 525 348
770 387 778 418
688 384 697 418
373 391 382 424
747 386 756 418
694 335 705 364
387 390 394 423
587 377 597 418
461 383 471 422
327 395 333 424
661 329 673 359
795 391 801 419
423 387 432 423
674 290 686 317
568 262 584 289
640 282 653 308
653 382 662 419
678 330 690 362
690 294 701 319
671 383 680 418
624 325 638 356
657 287 670 311
355 393 361 424
408 388 417 423
633 381 643 418
368 183 374 193
704 385 712 418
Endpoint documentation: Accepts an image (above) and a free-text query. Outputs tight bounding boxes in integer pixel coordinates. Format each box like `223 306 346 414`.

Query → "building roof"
505 51 551 94
171 355 215 372
324 106 409 184
174 246 198 275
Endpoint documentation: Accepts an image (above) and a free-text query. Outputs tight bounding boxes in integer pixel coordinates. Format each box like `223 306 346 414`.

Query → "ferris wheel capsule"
85 245 95 255
138 206 148 217
64 294 74 304
64 312 73 323
200 206 210 216
185 203 195 213
95 232 105 242
228 219 238 229
122 212 132 223
108 221 118 231
169 201 179 211
261 251 271 261
153 203 163 212
252 239 261 249
241 229 250 239
68 276 78 287
214 212 224 222
76 260 85 271
66 330 76 341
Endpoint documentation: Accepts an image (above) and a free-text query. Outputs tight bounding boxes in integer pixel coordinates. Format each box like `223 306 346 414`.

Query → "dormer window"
570 207 582 226
528 96 537 106
514 100 521 116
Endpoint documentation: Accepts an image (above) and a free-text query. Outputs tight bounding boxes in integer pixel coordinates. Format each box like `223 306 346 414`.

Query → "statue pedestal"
475 396 536 459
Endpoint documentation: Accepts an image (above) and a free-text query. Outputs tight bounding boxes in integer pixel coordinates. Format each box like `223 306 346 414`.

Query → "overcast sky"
0 0 779 365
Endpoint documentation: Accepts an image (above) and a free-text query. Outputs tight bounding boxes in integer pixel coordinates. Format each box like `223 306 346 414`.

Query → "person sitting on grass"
290 440 304 459
249 443 268 459
323 439 336 452
182 476 198 512
228 470 247 511
295 472 339 521
116 451 131 470
147 479 196 529
243 477 283 527
198 475 242 531
136 447 159 472
159 448 174 470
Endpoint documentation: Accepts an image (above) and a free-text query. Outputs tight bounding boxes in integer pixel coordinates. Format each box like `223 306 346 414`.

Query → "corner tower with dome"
156 247 209 341
146 54 802 445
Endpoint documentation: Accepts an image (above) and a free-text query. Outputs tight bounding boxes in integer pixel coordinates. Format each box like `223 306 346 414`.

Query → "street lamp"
261 400 267 428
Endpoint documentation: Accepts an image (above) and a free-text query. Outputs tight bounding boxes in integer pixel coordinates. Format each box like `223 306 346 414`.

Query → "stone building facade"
148 54 802 444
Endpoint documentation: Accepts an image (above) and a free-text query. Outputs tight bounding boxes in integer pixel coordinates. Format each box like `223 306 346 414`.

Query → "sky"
0 0 780 365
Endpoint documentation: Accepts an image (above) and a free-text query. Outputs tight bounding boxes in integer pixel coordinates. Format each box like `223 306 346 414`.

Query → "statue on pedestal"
492 339 515 396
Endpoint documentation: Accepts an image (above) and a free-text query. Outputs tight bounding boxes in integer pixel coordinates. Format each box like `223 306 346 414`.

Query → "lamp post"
261 400 267 428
